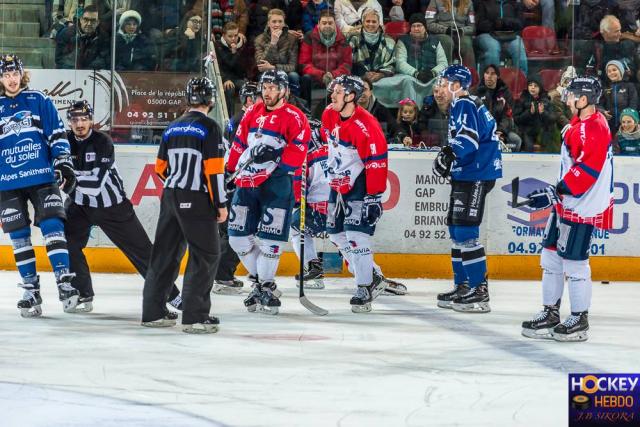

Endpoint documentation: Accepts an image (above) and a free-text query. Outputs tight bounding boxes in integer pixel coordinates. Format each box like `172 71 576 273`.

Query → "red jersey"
320 105 388 195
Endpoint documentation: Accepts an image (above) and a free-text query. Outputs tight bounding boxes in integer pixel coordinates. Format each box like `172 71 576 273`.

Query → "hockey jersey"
320 106 388 195
447 95 502 181
556 111 614 230
227 102 310 187
294 143 330 213
0 90 70 191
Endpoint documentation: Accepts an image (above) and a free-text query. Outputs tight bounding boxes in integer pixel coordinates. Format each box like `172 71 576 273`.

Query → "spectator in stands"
571 0 610 74
372 13 446 108
55 5 110 69
349 7 396 88
299 10 352 114
425 0 475 70
548 65 577 131
521 0 555 32
302 0 330 33
203 0 249 41
255 9 301 93
417 82 449 148
393 98 425 147
598 15 637 81
334 0 384 36
382 0 421 22
472 64 521 152
248 0 281 40
357 76 397 138
513 74 555 152
283 0 305 38
216 22 253 116
474 0 528 74
601 60 638 133
613 108 640 155
163 11 205 72
115 10 157 71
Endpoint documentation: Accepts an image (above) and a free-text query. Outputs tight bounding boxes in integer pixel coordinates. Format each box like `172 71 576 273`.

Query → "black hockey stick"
299 160 329 316
511 177 530 208
225 154 255 186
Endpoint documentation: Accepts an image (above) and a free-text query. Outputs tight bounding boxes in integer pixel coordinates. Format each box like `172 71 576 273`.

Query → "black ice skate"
182 316 220 334
370 270 387 300
350 285 372 313
522 300 560 340
382 277 408 296
141 311 178 328
295 258 324 289
451 283 491 313
243 280 262 313
256 281 281 315
552 311 589 342
212 277 244 295
57 273 80 313
17 277 43 318
437 282 470 309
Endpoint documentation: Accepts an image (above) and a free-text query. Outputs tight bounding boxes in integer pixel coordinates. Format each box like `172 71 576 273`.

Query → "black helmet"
0 54 24 74
308 118 323 152
66 100 94 120
239 81 259 104
258 70 289 93
562 76 602 105
327 75 365 102
186 77 216 106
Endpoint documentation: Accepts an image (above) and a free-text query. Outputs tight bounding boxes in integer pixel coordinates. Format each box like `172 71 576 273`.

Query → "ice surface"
0 271 638 427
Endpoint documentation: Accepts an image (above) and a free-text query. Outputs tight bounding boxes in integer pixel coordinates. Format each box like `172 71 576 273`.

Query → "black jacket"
475 0 524 36
115 32 157 71
55 25 110 70
418 95 449 148
473 78 516 135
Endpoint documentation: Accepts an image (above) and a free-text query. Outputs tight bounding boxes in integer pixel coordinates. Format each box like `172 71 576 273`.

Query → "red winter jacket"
299 26 352 84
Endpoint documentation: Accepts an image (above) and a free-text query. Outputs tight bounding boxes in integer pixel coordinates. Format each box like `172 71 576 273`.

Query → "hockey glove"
362 194 383 226
53 156 77 194
527 185 559 210
432 145 456 178
310 209 326 234
250 144 280 164
224 171 236 194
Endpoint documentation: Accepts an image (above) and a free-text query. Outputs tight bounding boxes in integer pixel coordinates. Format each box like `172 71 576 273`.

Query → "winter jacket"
394 120 424 147
573 0 610 40
475 0 524 36
425 0 475 36
334 0 384 35
55 25 110 69
599 40 637 80
395 34 447 77
215 36 253 81
248 0 281 39
362 96 397 137
163 28 205 72
114 32 157 71
254 27 300 73
600 80 639 132
302 1 330 33
418 96 449 148
349 29 396 77
284 0 304 31
300 27 352 83
206 0 250 39
472 78 516 135
613 125 640 155
513 88 554 134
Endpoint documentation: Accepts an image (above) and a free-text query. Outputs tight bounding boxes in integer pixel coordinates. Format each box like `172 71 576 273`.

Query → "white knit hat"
119 10 142 29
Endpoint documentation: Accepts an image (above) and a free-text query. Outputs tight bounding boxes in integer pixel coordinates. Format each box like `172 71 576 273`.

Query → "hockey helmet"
67 100 94 120
438 64 472 90
561 76 602 105
0 54 24 75
258 70 289 93
308 118 323 151
327 75 365 102
239 81 259 104
186 76 216 106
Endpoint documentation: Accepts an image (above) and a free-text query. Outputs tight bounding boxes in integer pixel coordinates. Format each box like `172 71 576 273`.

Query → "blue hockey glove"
250 144 279 164
432 145 455 178
53 156 77 194
362 194 383 226
527 185 559 210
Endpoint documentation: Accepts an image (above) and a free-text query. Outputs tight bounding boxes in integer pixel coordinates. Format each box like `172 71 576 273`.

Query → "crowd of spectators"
39 0 640 153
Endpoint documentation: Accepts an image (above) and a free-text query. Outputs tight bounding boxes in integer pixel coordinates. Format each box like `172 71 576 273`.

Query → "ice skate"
382 277 408 296
552 312 589 342
522 301 560 340
182 316 220 334
256 281 281 315
142 311 178 328
167 295 183 311
452 283 491 313
370 270 387 300
17 277 43 318
243 278 262 312
350 285 372 313
67 296 94 313
212 278 244 295
295 258 324 289
437 282 470 309
57 273 80 313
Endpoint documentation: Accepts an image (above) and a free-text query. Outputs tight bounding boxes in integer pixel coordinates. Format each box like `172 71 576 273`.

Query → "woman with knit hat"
613 108 640 155
600 59 638 134
115 9 158 71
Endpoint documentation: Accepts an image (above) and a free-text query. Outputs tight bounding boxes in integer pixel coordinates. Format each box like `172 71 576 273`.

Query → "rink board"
1 147 639 280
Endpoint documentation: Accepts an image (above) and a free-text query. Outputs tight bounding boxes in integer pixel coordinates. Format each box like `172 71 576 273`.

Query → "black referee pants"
65 199 180 300
215 200 241 281
142 188 221 324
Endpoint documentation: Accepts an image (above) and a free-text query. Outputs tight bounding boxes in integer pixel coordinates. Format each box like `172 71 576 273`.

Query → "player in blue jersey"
432 64 503 313
0 54 79 317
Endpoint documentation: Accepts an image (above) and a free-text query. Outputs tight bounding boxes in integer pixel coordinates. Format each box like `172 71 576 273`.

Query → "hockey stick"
510 177 530 208
299 159 329 316
225 154 255 186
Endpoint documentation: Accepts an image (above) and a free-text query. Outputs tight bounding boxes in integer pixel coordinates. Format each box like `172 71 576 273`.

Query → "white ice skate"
182 316 220 334
57 273 80 313
142 312 178 328
66 296 94 313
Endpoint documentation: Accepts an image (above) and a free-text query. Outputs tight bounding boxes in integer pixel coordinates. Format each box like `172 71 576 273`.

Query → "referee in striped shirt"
64 100 182 313
142 77 227 334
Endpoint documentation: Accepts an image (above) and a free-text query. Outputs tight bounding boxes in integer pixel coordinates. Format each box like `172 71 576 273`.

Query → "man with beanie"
115 10 157 71
601 59 638 134
613 108 640 155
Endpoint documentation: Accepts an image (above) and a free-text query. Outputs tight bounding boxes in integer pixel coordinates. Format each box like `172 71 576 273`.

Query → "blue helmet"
440 64 472 89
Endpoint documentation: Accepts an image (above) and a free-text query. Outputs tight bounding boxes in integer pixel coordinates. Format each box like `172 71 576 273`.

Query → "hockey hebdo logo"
569 373 640 426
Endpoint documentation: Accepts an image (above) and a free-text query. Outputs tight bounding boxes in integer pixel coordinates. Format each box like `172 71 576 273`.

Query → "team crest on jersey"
2 111 33 136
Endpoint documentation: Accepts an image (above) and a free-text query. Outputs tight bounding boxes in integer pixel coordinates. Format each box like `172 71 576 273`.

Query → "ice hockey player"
142 77 227 333
432 64 503 313
0 54 80 317
321 75 389 313
63 100 183 312
227 69 310 315
522 76 613 342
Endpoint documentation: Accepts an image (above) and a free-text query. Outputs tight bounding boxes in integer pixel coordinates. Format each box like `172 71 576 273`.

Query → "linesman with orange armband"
142 77 228 334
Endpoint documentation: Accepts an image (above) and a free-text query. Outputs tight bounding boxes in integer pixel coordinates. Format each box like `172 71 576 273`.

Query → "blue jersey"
0 90 69 191
447 95 502 181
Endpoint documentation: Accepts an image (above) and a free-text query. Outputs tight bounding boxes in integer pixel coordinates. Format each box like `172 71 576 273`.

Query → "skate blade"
212 284 244 295
20 306 43 318
383 283 407 296
351 303 372 313
182 324 219 334
452 301 491 313
437 300 454 309
552 330 589 342
62 295 80 313
256 305 279 315
141 318 177 328
245 303 257 312
521 328 554 340
296 279 325 290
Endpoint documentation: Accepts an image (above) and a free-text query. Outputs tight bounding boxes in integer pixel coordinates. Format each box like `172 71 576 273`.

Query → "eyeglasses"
81 17 98 24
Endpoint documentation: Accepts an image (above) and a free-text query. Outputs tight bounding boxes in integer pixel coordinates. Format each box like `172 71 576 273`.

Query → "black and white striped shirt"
68 129 127 208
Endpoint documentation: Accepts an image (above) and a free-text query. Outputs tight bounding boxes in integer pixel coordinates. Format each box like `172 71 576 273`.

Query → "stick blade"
300 296 329 316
